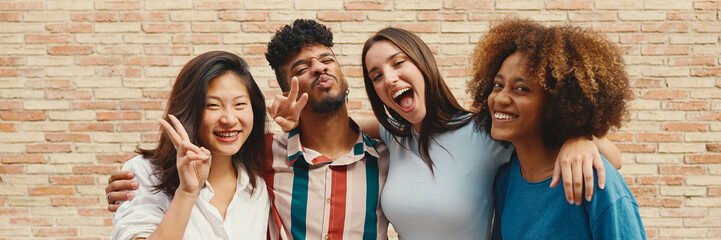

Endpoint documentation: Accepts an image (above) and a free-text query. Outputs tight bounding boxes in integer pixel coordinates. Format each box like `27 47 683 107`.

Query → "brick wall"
1 0 719 239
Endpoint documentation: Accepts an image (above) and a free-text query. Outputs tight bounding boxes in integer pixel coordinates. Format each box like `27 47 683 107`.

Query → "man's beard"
308 74 348 115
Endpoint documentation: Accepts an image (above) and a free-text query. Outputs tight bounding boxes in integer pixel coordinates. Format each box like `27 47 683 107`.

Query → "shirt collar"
285 118 380 166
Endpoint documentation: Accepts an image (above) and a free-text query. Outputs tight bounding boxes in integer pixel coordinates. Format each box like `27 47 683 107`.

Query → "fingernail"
132 182 138 188
127 192 134 200
568 198 573 204
600 183 605 189
586 195 592 201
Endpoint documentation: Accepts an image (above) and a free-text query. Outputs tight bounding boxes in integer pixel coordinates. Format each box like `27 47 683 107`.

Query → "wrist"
174 188 199 200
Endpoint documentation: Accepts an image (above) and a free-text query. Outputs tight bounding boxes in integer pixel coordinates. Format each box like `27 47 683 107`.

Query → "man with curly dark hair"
262 19 390 240
468 19 645 239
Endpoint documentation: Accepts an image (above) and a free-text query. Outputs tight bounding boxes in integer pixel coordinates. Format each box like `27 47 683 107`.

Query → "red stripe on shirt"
328 165 348 240
312 156 331 165
263 134 283 240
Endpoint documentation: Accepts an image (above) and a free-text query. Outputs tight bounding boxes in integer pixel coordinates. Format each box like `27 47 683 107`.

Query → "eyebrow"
289 52 334 72
367 52 402 75
494 74 527 83
206 95 247 101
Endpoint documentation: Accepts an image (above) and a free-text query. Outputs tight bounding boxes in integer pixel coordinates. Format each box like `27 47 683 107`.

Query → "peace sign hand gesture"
267 76 308 132
159 115 212 198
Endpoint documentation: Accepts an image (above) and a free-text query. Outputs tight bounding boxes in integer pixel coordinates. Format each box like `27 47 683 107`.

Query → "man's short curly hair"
468 19 631 148
265 19 334 92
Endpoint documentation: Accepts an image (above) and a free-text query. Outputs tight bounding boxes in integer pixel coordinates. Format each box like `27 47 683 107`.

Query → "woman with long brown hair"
111 51 270 240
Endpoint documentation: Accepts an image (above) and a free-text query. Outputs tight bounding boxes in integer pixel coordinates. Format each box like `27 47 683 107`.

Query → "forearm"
355 117 381 139
594 136 622 170
147 191 197 240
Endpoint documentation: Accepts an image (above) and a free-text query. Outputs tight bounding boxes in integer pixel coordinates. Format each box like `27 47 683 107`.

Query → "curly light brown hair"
468 19 631 148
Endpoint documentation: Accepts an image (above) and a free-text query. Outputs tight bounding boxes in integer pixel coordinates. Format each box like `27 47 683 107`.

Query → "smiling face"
284 44 348 114
488 52 546 144
198 72 254 158
365 40 427 128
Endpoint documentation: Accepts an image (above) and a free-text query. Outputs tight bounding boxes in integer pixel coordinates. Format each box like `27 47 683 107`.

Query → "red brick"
641 45 690 55
49 176 95 185
662 123 708 132
695 1 721 9
142 23 188 33
0 207 30 215
69 123 114 132
219 11 267 21
120 100 164 110
0 1 43 10
96 111 142 121
51 197 98 206
145 46 192 55
0 165 23 174
2 154 46 164
345 1 390 10
242 22 288 32
317 12 365 21
17 68 44 77
593 23 639 32
78 56 122 66
708 143 721 152
195 1 242 9
0 57 23 66
79 208 113 216
0 123 18 132
29 186 74 196
445 68 471 77
686 155 721 164
0 69 17 77
660 208 707 217
642 22 688 32
121 11 168 21
0 101 22 110
635 197 682 207
637 176 683 185
172 34 219 44
73 165 119 174
710 187 721 196
242 45 267 55
616 143 657 153
97 66 142 77
32 227 77 237
45 90 93 100
73 101 118 110
45 133 91 142
0 111 47 121
668 11 717 20
695 23 721 32
691 67 721 76
637 133 682 142
9 217 53 226
0 12 22 21
548 0 593 9
628 186 658 196
142 90 169 99
71 12 119 22
619 34 666 44
117 122 157 132
659 165 706 175
418 12 465 21
96 1 142 10
672 56 717 66
124 56 170 66
243 56 267 66
641 90 687 99
688 112 721 121
469 12 518 21
142 133 161 142
45 23 92 33
605 132 633 142
26 144 72 153
25 34 72 43
47 45 94 55
96 154 134 164
664 101 708 111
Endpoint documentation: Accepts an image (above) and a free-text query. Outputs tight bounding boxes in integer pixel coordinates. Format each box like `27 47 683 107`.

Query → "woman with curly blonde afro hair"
468 19 645 239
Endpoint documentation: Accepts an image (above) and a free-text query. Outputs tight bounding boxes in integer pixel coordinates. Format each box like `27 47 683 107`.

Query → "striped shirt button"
326 198 331 203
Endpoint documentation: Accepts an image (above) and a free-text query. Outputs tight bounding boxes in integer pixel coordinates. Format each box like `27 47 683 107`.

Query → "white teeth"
215 131 239 138
392 88 411 99
494 112 517 120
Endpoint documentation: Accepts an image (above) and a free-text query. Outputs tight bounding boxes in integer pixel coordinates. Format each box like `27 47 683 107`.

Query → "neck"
298 105 357 159
512 138 559 182
207 154 237 184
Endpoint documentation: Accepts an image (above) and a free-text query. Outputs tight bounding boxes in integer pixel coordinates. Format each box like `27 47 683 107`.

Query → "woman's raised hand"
159 115 211 197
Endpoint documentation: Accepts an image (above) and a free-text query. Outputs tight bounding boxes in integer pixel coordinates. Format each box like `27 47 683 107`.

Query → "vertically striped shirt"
264 123 390 240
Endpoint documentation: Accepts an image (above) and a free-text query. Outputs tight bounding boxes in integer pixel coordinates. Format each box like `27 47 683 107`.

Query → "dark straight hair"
361 28 472 172
137 51 267 197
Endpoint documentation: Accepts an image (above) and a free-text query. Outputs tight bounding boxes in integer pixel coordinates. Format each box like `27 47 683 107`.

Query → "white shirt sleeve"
110 155 171 240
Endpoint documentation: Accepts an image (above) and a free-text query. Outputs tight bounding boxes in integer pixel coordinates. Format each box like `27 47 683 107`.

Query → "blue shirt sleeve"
591 196 647 239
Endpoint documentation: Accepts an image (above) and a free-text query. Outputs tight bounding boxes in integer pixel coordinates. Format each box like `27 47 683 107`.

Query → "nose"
494 87 512 105
383 69 399 87
310 58 328 77
218 107 239 126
